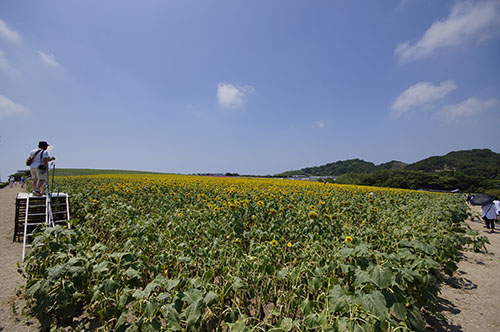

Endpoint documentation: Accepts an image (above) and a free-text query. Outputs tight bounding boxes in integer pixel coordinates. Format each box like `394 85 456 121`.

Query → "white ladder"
20 193 71 260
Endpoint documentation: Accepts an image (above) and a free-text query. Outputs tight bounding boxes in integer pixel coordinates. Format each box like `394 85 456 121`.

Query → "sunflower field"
22 174 474 331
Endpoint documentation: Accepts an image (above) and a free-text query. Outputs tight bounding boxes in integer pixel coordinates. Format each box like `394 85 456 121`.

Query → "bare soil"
425 205 500 331
0 185 39 331
0 187 498 331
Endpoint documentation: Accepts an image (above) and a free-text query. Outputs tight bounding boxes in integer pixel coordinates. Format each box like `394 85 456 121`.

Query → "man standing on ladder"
29 141 55 196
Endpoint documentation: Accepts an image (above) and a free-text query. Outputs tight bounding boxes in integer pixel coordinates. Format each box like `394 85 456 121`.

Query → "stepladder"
14 192 71 260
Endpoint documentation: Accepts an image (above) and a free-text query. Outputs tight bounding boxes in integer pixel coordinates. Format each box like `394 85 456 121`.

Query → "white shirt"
29 148 49 169
482 202 498 220
494 200 500 216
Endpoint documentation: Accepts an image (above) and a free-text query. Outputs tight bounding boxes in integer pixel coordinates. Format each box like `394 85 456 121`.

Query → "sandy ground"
0 186 499 331
426 204 500 332
0 185 39 331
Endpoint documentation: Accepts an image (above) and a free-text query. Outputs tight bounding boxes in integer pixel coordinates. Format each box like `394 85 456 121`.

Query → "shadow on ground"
424 297 463 332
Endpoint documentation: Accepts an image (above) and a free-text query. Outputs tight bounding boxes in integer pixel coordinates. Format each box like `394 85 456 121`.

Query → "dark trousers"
484 218 495 230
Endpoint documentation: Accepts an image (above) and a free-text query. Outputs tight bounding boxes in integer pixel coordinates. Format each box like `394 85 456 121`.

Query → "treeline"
278 149 500 195
335 169 500 195
280 159 407 177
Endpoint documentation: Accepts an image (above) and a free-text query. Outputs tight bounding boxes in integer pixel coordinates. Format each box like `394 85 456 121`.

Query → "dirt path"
427 205 500 331
0 186 39 332
0 188 498 331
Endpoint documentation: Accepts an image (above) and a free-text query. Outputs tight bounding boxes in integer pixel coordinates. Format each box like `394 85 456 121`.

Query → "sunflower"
308 211 319 219
287 242 292 248
345 236 353 243
270 239 278 246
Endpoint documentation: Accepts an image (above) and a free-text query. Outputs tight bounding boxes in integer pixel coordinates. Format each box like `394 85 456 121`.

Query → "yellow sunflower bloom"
308 211 319 219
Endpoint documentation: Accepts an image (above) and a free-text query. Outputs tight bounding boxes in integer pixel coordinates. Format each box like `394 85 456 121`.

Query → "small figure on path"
28 141 55 196
20 176 25 188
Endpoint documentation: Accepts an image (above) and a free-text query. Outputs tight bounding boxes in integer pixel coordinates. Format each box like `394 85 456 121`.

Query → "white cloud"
0 95 29 118
395 1 500 62
315 121 326 128
217 82 254 110
435 97 499 122
0 19 21 43
38 50 60 67
0 50 8 69
391 80 457 118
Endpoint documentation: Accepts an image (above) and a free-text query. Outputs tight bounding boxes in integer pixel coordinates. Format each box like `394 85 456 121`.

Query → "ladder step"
27 213 47 217
26 222 46 226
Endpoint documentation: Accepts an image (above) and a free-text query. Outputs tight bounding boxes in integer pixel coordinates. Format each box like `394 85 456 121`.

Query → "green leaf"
226 318 247 332
166 279 180 291
304 313 320 330
115 312 128 330
407 307 426 330
145 301 160 317
203 270 214 282
26 280 42 297
337 317 350 331
280 317 293 331
161 304 181 330
327 285 349 313
359 291 388 319
143 281 158 298
368 265 395 289
390 302 407 320
354 269 371 287
277 267 289 280
232 277 247 292
125 268 140 280
300 299 313 316
353 323 371 332
179 256 192 263
313 267 323 277
103 279 120 294
203 291 218 307
93 262 108 274
119 292 131 307
312 277 322 292
157 292 171 302
184 299 204 327
184 289 203 305
190 277 202 289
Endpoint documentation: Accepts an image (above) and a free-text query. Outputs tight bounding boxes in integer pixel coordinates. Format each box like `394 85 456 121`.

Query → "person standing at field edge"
29 141 55 196
481 197 499 234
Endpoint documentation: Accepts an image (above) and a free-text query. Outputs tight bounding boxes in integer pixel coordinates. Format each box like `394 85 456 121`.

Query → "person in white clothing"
29 141 55 196
494 199 500 217
482 198 498 234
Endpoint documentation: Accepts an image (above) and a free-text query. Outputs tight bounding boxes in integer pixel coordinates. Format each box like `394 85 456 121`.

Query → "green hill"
277 159 407 177
277 149 500 194
405 149 500 177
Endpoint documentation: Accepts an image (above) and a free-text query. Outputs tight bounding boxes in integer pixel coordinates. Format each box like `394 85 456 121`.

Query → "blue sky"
1 0 500 177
